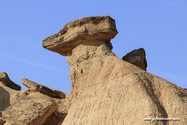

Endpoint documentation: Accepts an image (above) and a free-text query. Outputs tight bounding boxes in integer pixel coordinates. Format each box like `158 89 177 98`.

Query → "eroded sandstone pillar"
43 16 118 101
42 16 187 125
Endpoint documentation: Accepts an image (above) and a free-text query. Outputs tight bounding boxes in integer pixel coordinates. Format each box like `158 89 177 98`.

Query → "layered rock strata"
43 16 187 125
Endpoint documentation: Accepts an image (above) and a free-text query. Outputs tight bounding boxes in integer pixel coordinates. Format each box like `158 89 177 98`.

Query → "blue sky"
0 0 187 94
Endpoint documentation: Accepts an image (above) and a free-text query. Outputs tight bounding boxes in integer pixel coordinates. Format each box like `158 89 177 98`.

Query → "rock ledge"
42 16 118 56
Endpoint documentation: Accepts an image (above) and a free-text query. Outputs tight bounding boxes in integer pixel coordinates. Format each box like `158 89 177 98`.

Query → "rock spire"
42 16 187 125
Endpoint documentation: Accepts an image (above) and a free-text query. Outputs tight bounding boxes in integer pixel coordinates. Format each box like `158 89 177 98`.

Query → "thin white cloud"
0 52 68 74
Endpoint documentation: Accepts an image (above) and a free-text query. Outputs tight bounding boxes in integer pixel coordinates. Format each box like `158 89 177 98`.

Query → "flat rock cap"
42 16 118 56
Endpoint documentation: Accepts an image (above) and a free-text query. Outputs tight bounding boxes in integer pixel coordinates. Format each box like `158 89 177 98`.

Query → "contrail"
0 52 68 74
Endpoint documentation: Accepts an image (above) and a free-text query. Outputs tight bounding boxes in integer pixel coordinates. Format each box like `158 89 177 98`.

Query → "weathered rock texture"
0 73 22 113
42 16 118 56
0 73 70 125
2 96 57 125
0 84 21 111
0 72 21 90
43 16 187 125
21 90 70 125
0 86 10 112
122 48 147 71
21 78 66 99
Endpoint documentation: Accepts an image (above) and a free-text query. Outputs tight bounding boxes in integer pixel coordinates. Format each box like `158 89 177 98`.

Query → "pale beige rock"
63 40 187 125
66 93 70 101
26 91 70 125
2 96 57 125
0 72 21 90
42 16 118 56
0 77 69 125
21 78 66 99
44 16 187 125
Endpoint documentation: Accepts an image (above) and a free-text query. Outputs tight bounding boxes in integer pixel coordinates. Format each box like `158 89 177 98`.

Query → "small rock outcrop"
0 73 70 125
0 73 21 112
122 48 147 71
0 86 11 112
2 96 57 125
43 16 187 125
21 78 66 99
0 72 21 90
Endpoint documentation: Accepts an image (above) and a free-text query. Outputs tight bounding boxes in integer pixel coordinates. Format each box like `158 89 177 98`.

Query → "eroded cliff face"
62 40 187 125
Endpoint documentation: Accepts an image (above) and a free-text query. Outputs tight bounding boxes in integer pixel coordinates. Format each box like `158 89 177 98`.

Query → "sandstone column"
43 16 187 125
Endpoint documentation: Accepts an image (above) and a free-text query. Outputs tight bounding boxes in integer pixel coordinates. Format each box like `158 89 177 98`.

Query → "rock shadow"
0 86 10 111
42 111 68 125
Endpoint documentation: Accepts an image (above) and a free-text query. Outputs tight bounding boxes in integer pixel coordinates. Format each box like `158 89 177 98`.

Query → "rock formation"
122 48 147 71
0 72 21 112
2 96 57 125
42 16 117 56
0 72 21 90
0 15 186 125
0 74 70 125
21 78 66 99
43 16 187 125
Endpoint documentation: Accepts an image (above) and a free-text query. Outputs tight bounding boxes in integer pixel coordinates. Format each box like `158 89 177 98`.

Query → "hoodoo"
0 15 186 125
42 16 187 125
